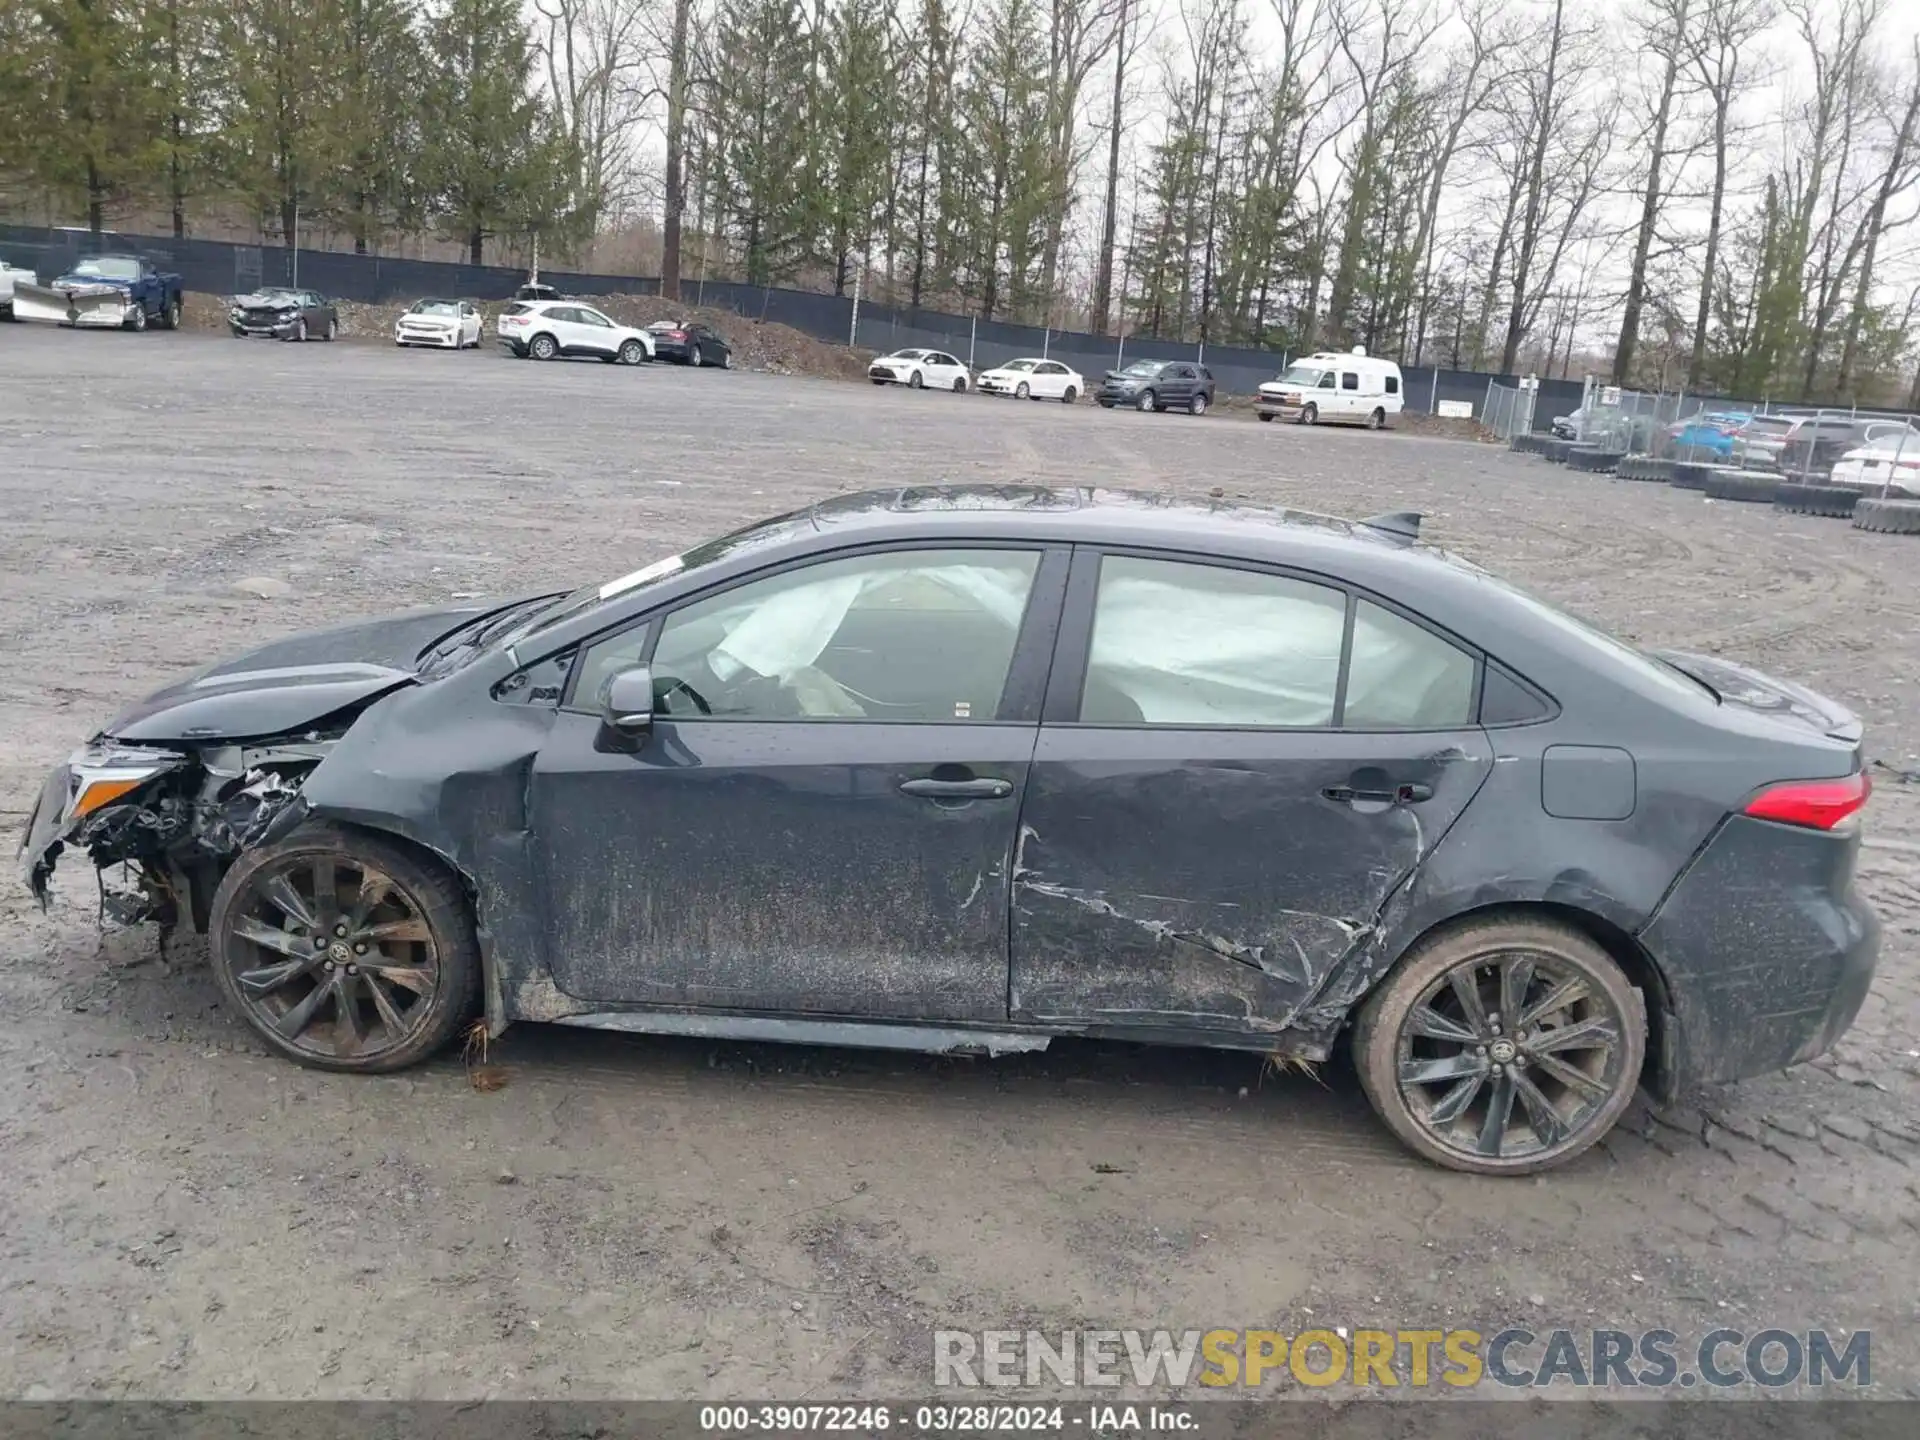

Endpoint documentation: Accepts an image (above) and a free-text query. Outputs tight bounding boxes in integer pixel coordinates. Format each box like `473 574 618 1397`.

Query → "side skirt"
555 1010 1052 1057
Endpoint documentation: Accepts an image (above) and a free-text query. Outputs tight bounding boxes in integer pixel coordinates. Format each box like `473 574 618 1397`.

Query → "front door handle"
1322 782 1434 806
900 777 1014 801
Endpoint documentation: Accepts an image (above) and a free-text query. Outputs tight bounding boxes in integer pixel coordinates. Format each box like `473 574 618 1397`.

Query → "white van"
1256 348 1405 428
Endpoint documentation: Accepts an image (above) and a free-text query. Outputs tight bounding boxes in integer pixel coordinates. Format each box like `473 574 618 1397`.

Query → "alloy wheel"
1393 949 1632 1166
221 854 441 1063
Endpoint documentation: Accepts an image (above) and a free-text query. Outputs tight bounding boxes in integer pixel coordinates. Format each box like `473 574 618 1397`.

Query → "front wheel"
1136 388 1156 413
1300 402 1318 425
1353 916 1645 1175
953 375 967 392
293 317 308 342
208 822 481 1074
1016 381 1030 400
1257 412 1274 422
129 304 148 332
909 370 924 390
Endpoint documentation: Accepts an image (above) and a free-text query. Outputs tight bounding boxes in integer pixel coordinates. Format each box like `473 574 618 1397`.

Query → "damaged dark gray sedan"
20 486 1878 1175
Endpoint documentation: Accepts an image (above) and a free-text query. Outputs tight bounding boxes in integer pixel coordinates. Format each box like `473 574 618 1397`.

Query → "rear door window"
1384 374 1400 395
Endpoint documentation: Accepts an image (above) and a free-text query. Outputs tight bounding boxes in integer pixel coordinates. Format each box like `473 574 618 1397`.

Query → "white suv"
497 300 655 365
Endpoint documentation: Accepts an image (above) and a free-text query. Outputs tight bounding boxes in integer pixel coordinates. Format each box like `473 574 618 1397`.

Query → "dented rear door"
1009 548 1494 1037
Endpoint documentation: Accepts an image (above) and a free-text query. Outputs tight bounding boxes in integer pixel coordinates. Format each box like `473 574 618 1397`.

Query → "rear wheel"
1354 917 1645 1175
529 333 558 361
1257 412 1274 422
325 317 338 341
1062 386 1077 404
1368 407 1386 430
160 298 181 330
1190 392 1209 416
209 823 480 1074
691 343 704 367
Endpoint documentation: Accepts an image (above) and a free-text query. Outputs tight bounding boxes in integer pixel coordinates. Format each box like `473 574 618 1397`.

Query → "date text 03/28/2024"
698 1405 1189 1433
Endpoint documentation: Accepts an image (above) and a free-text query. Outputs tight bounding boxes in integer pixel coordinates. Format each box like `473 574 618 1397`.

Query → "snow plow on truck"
11 253 184 330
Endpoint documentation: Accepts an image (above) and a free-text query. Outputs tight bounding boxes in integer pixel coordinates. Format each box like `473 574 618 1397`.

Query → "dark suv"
1096 360 1216 415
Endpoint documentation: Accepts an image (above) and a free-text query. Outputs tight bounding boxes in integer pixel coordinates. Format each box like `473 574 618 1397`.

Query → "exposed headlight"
64 743 183 822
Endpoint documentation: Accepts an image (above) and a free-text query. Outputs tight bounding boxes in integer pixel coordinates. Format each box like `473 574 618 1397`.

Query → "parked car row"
1656 410 1918 481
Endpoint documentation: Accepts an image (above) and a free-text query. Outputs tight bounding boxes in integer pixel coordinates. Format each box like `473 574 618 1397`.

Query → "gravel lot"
2 325 1918 1402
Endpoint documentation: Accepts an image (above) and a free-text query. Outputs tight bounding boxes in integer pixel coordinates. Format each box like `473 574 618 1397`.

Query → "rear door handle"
1322 783 1434 806
900 777 1014 801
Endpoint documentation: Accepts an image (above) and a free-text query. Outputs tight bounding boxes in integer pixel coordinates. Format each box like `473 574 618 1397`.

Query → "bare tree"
1612 0 1693 385
1837 38 1920 397
1684 0 1772 390
534 0 660 231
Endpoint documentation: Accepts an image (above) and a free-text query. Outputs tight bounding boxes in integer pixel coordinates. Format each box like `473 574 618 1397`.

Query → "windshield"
1119 360 1160 377
247 289 299 304
1002 359 1036 372
71 256 141 281
412 300 458 316
886 349 930 361
1278 365 1328 386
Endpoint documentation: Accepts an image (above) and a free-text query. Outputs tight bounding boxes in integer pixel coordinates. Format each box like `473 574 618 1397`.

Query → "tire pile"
1507 432 1920 537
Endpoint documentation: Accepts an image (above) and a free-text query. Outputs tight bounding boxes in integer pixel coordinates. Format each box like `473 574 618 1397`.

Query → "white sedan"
496 299 656 364
394 298 483 349
977 357 1084 403
1830 443 1920 496
867 348 971 391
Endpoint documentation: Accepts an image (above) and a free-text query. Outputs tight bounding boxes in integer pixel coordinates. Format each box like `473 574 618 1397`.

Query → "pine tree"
705 0 811 284
322 0 425 253
814 0 899 294
419 0 551 264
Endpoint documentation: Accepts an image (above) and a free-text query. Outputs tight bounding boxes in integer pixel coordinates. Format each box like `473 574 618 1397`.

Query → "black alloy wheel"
209 824 478 1073
1355 918 1644 1174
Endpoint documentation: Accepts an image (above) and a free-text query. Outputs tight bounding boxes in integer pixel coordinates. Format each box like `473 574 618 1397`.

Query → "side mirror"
599 665 655 742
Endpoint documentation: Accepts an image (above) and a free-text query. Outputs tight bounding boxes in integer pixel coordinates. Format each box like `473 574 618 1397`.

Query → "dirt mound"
182 289 872 382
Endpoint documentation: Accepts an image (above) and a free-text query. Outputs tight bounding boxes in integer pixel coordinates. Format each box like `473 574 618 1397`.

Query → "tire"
619 339 645 366
325 317 338 341
1257 412 1274 422
1567 448 1623 474
1062 386 1076 404
1300 402 1317 425
208 822 481 1074
129 304 147 332
160 298 180 330
1703 471 1778 503
954 375 967 392
1852 497 1920 535
1670 461 1711 491
871 377 887 385
1190 392 1209 416
1136 389 1156 413
293 317 308 342
529 333 559 361
1353 916 1646 1176
909 369 924 390
1367 407 1385 430
1015 382 1030 399
721 351 732 369
691 343 704 368
1773 481 1863 518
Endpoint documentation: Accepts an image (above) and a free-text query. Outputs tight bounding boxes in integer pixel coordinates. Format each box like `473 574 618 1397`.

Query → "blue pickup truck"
12 253 184 330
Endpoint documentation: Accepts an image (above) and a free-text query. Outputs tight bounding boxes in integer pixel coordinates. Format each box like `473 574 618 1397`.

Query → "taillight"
669 329 686 340
1743 772 1871 830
